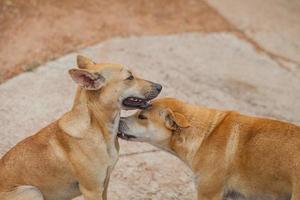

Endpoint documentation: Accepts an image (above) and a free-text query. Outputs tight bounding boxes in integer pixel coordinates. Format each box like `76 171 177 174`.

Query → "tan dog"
0 55 162 200
118 97 300 200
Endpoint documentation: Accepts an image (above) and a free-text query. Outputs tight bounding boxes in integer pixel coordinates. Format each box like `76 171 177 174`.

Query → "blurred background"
0 0 299 199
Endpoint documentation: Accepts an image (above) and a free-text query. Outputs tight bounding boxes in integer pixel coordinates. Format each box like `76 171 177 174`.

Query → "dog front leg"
79 184 104 200
102 174 111 200
78 170 110 200
197 180 224 200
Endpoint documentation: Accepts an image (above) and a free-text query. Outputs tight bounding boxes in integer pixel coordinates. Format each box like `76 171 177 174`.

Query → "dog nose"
155 84 162 92
118 119 125 130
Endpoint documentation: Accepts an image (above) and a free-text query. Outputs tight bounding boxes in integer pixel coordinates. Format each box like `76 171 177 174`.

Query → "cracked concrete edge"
204 0 300 71
232 31 300 74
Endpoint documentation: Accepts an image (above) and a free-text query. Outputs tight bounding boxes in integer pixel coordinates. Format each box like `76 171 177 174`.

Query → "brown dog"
118 97 300 200
0 55 162 200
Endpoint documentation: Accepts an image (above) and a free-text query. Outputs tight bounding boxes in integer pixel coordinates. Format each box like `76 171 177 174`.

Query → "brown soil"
0 0 234 83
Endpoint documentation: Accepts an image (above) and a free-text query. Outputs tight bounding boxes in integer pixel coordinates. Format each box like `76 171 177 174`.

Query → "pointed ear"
165 109 190 130
77 55 95 69
69 69 105 90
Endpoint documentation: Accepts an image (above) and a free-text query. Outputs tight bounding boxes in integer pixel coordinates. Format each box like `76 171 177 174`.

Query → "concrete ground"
0 1 299 200
1 32 300 200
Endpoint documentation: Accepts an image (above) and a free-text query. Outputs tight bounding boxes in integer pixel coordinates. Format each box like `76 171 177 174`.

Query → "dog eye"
138 114 147 120
126 75 134 80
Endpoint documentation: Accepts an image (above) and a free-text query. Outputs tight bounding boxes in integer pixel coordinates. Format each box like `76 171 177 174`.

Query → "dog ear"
69 69 105 90
77 55 95 69
165 109 190 130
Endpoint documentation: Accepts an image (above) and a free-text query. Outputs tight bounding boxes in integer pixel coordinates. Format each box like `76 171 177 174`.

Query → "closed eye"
126 74 134 80
138 114 148 120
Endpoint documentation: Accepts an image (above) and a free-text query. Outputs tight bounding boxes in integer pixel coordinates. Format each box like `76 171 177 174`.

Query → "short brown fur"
119 97 300 200
0 55 161 200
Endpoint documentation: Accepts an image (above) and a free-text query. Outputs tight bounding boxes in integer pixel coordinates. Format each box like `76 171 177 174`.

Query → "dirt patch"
0 0 234 83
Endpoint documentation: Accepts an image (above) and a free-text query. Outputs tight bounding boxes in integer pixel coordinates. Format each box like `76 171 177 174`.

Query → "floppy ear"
77 55 95 69
69 69 105 90
165 109 190 130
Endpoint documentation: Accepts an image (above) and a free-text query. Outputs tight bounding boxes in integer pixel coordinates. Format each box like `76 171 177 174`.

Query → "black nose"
155 84 162 92
118 119 125 131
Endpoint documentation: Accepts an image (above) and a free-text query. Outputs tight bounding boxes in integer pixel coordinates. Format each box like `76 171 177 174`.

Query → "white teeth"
127 97 145 103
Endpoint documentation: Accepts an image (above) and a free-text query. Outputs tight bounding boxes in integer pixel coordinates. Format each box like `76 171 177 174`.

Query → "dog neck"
168 107 229 172
59 87 121 139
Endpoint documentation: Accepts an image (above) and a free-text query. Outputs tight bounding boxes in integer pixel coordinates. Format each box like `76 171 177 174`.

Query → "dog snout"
139 80 162 102
119 118 128 132
147 81 162 97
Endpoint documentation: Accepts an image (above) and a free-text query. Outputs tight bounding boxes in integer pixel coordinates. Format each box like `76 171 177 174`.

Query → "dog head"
69 55 162 110
118 98 190 146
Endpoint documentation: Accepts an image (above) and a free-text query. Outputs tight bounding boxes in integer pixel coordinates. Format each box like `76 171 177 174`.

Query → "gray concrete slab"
0 33 300 199
207 0 300 64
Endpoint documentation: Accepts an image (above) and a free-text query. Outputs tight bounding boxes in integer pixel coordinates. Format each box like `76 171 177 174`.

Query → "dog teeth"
131 98 142 102
127 97 145 103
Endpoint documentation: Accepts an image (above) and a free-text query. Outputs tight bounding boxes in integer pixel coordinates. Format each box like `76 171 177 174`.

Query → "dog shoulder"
58 110 91 138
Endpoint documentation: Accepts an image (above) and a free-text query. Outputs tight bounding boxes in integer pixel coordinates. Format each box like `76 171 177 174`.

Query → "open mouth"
117 131 137 140
122 97 151 109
